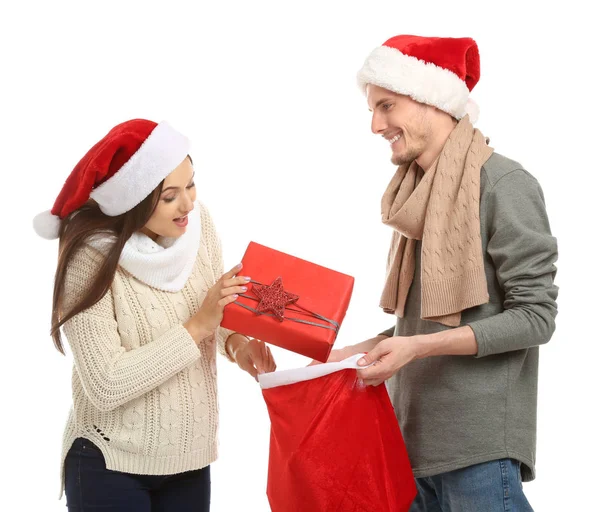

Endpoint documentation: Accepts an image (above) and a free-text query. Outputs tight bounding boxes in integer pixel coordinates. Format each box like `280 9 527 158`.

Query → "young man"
334 35 558 511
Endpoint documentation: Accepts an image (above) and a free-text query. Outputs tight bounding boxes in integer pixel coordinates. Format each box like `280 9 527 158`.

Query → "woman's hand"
308 335 389 366
185 263 250 344
308 346 355 366
226 335 276 381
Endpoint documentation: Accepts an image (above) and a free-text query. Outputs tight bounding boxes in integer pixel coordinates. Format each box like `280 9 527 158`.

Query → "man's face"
366 84 432 166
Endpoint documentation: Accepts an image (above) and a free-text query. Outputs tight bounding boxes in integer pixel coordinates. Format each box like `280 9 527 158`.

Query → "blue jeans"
410 459 534 512
64 438 211 511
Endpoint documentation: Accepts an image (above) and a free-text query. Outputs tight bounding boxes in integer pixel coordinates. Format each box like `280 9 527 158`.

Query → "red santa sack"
258 354 416 512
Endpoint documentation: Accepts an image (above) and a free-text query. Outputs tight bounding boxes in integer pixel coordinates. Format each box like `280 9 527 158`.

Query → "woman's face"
141 157 196 240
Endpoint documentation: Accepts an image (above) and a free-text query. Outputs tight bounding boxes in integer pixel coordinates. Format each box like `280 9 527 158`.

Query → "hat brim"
357 45 470 120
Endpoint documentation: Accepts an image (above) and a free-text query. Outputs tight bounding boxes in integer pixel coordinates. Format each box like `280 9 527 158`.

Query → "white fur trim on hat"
33 210 61 240
89 121 191 217
464 97 479 123
357 45 472 120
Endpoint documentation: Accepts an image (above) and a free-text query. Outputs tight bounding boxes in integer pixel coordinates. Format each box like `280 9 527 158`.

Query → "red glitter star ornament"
252 277 299 321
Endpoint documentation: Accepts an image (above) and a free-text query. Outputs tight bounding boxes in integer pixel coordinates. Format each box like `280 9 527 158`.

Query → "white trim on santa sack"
90 121 191 216
258 354 374 390
357 45 471 120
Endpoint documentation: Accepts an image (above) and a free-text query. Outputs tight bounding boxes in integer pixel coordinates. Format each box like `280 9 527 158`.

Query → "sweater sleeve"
62 249 201 412
379 326 396 337
199 203 236 361
467 170 558 358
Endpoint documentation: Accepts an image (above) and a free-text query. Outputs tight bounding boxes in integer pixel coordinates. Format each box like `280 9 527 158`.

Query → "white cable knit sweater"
59 202 233 496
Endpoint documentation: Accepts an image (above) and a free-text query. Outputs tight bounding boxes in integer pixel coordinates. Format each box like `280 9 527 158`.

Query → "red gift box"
221 242 354 362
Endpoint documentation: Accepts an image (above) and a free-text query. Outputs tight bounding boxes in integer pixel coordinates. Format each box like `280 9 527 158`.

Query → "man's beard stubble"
391 146 422 166
391 110 432 166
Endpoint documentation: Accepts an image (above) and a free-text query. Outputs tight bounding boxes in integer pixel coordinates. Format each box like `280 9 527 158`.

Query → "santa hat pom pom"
464 97 480 123
33 210 61 240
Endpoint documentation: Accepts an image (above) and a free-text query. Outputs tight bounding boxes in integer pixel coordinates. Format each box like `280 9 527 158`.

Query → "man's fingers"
357 359 388 381
363 378 384 387
357 344 386 367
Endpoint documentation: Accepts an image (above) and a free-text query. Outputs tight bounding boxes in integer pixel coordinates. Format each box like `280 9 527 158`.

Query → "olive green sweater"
381 152 558 481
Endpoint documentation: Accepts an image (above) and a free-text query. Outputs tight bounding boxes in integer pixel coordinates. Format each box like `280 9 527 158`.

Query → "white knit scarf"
89 204 202 292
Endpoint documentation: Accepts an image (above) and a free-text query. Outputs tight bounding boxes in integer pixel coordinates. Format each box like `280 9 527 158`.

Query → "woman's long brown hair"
51 187 162 354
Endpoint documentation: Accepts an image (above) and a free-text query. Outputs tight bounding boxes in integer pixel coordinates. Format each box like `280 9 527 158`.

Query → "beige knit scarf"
379 116 493 327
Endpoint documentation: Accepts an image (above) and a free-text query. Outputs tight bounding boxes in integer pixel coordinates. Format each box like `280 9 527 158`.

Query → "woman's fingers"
222 275 251 288
255 341 269 374
220 285 248 298
217 294 239 308
251 340 276 374
244 358 259 380
266 346 276 372
222 263 243 281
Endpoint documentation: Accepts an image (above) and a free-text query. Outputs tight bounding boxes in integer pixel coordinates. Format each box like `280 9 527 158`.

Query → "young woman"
34 118 275 511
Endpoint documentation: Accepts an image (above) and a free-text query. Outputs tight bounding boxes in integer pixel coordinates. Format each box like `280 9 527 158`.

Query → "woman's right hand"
185 263 251 343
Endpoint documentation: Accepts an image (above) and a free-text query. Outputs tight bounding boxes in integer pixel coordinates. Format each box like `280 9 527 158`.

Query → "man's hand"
356 327 479 386
356 336 420 386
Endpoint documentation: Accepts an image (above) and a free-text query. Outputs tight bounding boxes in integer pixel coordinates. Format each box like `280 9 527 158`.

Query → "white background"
1 1 598 510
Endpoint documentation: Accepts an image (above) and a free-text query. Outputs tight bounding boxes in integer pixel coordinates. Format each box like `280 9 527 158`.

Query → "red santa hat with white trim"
33 119 190 240
357 35 481 121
